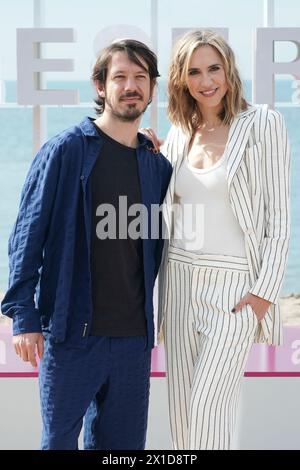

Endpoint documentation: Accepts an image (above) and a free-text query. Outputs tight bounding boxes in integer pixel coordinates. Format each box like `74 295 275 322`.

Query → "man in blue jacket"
1 39 172 450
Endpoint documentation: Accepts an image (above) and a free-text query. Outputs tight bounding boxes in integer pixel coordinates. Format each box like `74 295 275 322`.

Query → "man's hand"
232 293 272 322
13 333 44 368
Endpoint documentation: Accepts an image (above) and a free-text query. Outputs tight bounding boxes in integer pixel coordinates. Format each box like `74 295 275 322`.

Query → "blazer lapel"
226 106 258 190
162 132 189 239
162 106 258 240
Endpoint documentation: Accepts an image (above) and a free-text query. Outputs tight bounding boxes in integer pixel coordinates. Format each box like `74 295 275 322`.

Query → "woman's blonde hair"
168 30 248 134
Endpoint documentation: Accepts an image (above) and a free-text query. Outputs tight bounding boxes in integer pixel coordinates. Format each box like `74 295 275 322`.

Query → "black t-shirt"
89 124 147 336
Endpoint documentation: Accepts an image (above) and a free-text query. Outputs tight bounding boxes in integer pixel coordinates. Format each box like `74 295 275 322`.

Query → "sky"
0 0 300 82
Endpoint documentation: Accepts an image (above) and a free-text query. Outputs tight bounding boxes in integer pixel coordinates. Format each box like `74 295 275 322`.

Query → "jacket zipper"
82 323 88 338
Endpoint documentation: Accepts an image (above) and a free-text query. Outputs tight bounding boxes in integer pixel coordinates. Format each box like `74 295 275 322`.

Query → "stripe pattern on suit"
157 105 291 347
164 246 258 449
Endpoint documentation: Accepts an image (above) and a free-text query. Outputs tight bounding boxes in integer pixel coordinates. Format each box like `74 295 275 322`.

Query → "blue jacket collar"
79 116 102 138
79 116 153 149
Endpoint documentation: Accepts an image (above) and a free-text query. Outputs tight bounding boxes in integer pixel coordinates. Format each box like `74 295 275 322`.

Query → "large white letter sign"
17 28 79 105
253 28 300 106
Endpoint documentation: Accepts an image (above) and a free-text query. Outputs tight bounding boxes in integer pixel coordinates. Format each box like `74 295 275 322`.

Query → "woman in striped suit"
144 30 290 450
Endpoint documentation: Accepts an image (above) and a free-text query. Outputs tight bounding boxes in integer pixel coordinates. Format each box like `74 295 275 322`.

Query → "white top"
172 152 246 257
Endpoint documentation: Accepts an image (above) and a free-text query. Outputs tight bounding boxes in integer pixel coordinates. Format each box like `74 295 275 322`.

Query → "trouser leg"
164 260 201 450
39 336 108 450
83 336 151 450
188 266 257 449
164 249 257 450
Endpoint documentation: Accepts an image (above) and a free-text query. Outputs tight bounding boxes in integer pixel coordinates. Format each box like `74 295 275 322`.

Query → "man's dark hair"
91 39 160 115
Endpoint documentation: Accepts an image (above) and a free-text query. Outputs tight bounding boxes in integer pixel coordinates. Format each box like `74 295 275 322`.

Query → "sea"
0 79 299 295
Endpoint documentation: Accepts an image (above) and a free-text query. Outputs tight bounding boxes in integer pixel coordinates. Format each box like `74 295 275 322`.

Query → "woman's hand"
139 127 164 152
231 293 271 322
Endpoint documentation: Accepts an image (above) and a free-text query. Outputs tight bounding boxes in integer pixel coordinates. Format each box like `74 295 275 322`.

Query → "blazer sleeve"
160 125 185 166
153 157 173 278
1 141 62 334
249 109 291 304
159 127 174 161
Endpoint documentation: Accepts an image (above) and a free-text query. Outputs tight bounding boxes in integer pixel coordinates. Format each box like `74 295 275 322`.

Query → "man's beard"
106 93 149 122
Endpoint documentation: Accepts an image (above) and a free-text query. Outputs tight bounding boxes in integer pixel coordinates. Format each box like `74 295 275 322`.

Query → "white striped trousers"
163 246 258 450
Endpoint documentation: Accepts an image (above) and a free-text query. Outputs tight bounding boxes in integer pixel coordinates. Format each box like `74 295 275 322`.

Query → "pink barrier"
1 324 300 377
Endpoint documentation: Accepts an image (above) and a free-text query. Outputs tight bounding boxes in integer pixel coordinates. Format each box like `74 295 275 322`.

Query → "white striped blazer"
157 105 291 346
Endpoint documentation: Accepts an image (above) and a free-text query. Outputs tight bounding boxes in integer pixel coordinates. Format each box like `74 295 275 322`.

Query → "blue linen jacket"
1 117 172 349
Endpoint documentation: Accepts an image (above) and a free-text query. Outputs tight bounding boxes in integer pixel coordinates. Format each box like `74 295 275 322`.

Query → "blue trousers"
39 335 151 450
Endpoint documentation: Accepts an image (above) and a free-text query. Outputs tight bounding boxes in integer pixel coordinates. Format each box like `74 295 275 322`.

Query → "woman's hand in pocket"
231 292 271 322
